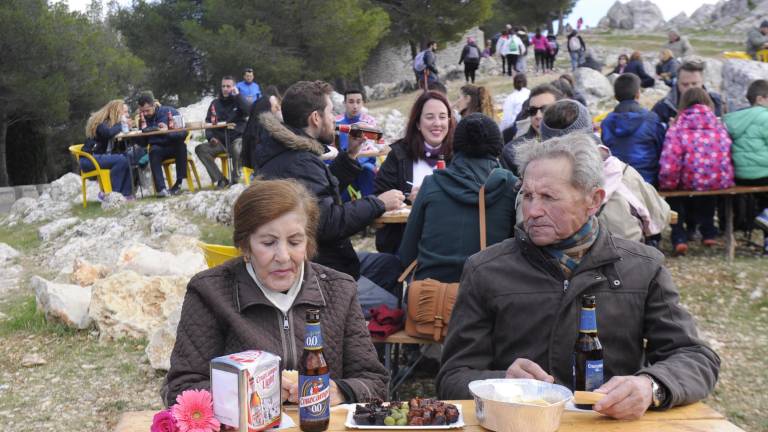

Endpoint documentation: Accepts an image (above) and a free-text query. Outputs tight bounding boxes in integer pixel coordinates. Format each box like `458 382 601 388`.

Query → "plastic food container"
468 379 572 432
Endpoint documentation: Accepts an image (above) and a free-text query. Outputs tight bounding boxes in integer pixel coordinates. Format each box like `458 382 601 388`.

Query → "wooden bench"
660 185 768 260
371 330 437 398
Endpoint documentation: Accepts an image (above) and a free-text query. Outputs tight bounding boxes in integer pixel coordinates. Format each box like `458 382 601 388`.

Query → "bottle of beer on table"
167 111 175 129
573 294 604 409
435 154 446 170
299 309 330 432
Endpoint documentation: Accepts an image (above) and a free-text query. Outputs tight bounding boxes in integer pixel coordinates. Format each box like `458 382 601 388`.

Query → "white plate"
344 403 464 429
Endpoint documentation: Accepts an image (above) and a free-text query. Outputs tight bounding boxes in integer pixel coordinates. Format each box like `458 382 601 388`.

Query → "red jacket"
658 104 735 191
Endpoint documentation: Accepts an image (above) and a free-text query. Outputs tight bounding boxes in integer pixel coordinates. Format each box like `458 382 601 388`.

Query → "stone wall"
361 27 485 86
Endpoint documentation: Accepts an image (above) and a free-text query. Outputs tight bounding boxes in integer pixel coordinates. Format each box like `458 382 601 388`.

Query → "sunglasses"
527 104 551 117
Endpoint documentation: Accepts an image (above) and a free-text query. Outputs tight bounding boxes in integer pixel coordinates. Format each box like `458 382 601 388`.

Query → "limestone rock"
146 305 181 371
22 353 47 367
71 258 110 286
688 4 717 27
88 271 188 341
667 12 690 28
183 183 245 225
177 96 215 124
331 91 345 115
101 192 126 210
723 59 768 111
38 217 79 242
117 242 206 277
377 109 406 142
32 276 92 329
601 0 664 31
49 172 82 202
574 67 614 108
0 243 20 262
9 197 37 220
603 1 634 30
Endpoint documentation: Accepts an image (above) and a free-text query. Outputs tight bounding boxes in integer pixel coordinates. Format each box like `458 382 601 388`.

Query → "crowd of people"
75 22 768 420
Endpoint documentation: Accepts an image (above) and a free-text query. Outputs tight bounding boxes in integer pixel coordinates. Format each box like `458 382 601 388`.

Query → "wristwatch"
641 374 667 408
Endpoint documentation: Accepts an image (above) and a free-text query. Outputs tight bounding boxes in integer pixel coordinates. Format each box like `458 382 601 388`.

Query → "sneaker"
702 238 718 248
755 209 768 232
673 243 688 256
215 178 229 189
97 191 105 202
169 184 183 195
156 189 170 198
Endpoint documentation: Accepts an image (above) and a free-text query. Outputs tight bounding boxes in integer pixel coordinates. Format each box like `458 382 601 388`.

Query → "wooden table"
115 123 234 140
114 399 743 432
660 185 768 261
374 208 411 225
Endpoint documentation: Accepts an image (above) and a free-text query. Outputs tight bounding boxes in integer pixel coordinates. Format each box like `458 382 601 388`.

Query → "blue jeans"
668 196 718 245
149 140 187 192
79 154 132 197
357 251 402 318
570 51 582 71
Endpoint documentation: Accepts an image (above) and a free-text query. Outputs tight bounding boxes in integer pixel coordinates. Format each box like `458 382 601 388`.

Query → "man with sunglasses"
500 84 564 174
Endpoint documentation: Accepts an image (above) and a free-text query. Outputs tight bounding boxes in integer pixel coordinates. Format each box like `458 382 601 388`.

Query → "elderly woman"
438 133 720 420
163 179 388 406
399 113 517 283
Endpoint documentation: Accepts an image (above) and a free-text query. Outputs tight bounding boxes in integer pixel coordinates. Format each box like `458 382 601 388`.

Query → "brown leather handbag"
402 186 487 342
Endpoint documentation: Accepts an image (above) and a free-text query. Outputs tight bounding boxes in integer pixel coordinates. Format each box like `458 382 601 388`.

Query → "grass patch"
185 211 233 246
70 202 129 220
0 295 78 337
0 222 41 252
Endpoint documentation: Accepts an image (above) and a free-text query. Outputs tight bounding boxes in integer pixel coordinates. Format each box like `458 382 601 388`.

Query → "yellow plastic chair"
198 242 239 268
757 49 768 62
214 152 230 186
69 144 112 208
723 51 752 60
242 167 253 185
150 133 202 193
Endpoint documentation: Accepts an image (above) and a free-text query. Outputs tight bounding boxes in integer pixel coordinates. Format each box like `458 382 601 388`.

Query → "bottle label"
585 360 604 391
299 373 330 421
304 323 323 350
579 308 597 332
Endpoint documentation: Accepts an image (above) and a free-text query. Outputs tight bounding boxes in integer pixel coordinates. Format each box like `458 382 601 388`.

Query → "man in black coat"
196 76 249 188
253 80 405 316
652 60 724 127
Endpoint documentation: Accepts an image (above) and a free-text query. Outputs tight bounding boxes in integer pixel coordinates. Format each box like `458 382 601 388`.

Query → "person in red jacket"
659 88 735 255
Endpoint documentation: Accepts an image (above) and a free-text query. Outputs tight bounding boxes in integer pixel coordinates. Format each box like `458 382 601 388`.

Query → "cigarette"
406 181 414 186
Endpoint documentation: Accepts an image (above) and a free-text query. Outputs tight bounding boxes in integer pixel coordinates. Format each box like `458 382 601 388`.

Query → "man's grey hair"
515 133 604 193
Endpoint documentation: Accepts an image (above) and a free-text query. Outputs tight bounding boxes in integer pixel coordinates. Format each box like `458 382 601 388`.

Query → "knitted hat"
453 112 503 157
540 99 593 140
761 20 768 28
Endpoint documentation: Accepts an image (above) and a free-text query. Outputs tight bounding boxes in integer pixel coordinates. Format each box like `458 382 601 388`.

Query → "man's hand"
377 189 405 211
592 375 653 420
407 185 420 203
158 122 168 131
346 131 366 158
505 358 555 383
330 380 345 406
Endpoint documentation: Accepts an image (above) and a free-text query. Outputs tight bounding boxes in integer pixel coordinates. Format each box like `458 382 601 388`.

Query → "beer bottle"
435 154 446 170
299 309 330 432
167 111 175 129
335 123 383 141
573 294 604 409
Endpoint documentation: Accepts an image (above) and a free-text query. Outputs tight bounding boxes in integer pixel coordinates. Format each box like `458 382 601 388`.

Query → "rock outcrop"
146 305 181 370
722 59 768 111
32 276 92 329
599 0 664 31
117 241 206 278
574 67 614 109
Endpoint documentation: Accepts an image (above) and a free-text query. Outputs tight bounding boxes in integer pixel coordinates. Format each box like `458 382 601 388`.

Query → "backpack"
508 38 520 55
466 45 480 60
414 50 428 72
548 38 558 52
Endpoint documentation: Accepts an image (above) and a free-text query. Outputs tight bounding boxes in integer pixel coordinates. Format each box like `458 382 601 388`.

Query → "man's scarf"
542 216 599 279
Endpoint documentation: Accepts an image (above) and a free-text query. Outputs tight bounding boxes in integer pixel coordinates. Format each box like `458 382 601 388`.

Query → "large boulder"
38 217 79 242
603 1 634 30
377 109 406 142
184 183 245 225
32 276 92 329
101 192 126 210
48 173 81 202
688 4 717 27
71 258 110 286
88 270 188 341
574 67 614 108
601 0 664 31
723 59 768 111
117 241 206 277
667 12 690 29
0 243 20 262
145 305 182 370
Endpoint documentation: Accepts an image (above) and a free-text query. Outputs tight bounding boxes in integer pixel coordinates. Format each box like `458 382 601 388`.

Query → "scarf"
245 261 304 314
542 216 599 279
422 142 443 168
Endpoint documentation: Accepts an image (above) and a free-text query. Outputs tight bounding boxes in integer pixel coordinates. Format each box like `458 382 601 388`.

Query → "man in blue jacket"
335 89 378 200
137 94 187 197
236 68 261 106
602 73 666 186
652 61 723 127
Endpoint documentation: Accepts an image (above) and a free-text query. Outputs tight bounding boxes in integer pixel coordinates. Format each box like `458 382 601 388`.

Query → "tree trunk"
409 39 418 59
558 9 565 36
547 20 555 35
0 109 9 187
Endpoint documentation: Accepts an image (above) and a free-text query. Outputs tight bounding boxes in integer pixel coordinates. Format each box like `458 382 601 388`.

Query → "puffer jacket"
724 105 768 180
437 224 720 408
163 260 389 406
398 154 518 283
601 100 666 185
253 112 385 279
659 104 735 191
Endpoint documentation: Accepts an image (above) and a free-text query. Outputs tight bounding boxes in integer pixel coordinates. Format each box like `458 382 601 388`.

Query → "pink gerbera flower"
172 389 221 432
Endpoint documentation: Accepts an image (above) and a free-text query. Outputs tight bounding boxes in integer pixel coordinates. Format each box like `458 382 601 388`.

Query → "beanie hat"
761 20 768 28
453 112 503 157
540 99 593 141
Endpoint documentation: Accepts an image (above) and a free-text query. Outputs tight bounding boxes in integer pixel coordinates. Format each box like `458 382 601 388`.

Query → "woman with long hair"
82 99 134 198
374 91 455 253
454 84 495 120
625 51 655 88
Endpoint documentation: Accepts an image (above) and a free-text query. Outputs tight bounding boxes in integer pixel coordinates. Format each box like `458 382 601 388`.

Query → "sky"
57 0 720 27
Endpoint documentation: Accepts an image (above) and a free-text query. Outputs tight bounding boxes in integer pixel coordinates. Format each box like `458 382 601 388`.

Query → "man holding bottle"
334 89 379 200
437 133 720 420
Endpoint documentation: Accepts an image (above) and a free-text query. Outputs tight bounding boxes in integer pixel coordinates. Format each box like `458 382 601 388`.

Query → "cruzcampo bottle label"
299 374 330 421
585 359 604 391
304 322 324 350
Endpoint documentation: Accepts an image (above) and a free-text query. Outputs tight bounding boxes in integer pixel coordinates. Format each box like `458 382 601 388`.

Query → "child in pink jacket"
659 87 735 255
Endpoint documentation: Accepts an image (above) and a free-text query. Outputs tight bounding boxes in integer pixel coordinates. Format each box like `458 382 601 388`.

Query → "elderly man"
746 20 768 59
437 133 720 420
666 30 693 59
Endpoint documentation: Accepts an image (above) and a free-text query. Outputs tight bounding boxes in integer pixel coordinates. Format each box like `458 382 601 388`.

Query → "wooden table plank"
659 185 768 198
114 400 735 432
115 123 234 140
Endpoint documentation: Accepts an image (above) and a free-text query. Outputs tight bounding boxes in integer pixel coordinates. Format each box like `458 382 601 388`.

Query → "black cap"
761 20 768 28
453 113 503 158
